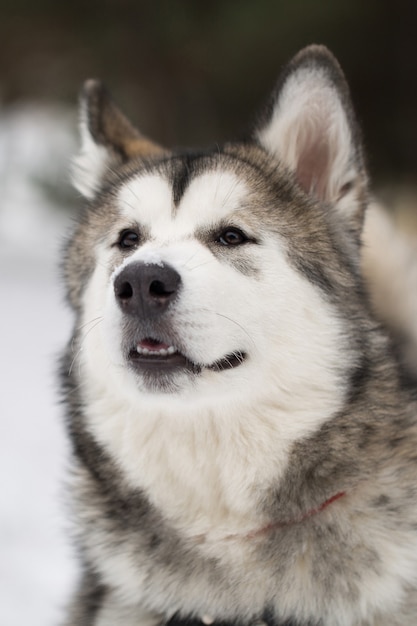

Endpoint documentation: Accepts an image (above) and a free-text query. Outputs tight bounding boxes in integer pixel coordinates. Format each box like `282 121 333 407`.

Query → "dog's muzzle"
113 260 247 386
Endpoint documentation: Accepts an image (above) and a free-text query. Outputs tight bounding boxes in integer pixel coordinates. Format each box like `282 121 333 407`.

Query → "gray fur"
61 45 417 626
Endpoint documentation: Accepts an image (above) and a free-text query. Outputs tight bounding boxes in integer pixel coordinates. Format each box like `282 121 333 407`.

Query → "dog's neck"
192 491 346 544
245 491 347 540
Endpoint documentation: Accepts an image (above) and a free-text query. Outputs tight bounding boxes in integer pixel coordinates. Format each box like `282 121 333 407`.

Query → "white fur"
77 170 352 546
71 103 111 199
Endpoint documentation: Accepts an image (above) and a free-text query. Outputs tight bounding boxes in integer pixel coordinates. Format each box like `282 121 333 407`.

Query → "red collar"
192 491 346 544
244 491 346 540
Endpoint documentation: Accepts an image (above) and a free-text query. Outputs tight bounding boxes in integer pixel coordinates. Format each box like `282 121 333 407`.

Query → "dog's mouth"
128 337 246 375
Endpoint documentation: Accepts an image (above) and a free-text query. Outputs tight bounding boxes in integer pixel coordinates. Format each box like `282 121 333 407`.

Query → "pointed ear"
255 45 368 235
72 80 166 199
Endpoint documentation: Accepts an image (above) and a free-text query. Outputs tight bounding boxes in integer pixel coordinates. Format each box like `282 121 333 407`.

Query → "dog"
61 45 417 626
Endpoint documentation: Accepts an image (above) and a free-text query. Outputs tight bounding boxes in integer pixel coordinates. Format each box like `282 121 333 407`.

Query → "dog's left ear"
72 80 166 199
255 45 367 235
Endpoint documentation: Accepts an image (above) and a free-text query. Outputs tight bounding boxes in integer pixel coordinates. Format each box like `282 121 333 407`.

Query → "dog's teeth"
136 345 177 356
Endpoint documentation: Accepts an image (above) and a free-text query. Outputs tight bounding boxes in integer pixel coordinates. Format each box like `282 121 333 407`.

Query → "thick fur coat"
61 46 417 626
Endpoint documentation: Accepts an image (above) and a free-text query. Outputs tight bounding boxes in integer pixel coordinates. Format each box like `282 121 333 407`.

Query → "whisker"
187 259 216 271
76 316 103 333
68 317 103 376
182 249 200 269
200 308 256 347
119 197 140 214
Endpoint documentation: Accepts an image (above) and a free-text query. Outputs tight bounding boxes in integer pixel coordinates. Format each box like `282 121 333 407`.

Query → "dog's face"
93 162 267 395
66 46 367 417
74 154 346 405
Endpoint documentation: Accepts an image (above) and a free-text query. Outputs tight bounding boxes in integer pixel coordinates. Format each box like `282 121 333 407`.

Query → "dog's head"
66 46 367 413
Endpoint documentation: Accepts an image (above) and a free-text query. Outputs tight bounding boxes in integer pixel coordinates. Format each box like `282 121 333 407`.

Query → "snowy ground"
0 105 80 626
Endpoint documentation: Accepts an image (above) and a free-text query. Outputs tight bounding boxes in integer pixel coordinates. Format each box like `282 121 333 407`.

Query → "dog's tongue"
139 338 171 351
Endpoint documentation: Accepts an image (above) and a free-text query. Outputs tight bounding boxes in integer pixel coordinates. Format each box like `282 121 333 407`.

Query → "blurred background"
0 2 416 625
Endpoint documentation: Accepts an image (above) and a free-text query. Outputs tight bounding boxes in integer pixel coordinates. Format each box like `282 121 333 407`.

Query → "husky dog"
62 45 417 626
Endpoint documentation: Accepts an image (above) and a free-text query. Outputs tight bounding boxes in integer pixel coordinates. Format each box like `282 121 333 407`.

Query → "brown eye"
217 228 248 246
118 230 139 250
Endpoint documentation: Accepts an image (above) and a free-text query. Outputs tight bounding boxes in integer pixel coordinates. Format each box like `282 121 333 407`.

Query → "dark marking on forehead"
169 148 220 209
172 155 193 207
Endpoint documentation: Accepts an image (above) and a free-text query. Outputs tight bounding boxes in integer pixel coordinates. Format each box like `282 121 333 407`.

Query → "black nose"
114 261 181 318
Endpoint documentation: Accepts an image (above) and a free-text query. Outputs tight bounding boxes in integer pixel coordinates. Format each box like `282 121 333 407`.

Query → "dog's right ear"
72 80 166 199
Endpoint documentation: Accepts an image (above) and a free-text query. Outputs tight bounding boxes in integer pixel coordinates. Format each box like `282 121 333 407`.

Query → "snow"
0 104 80 626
